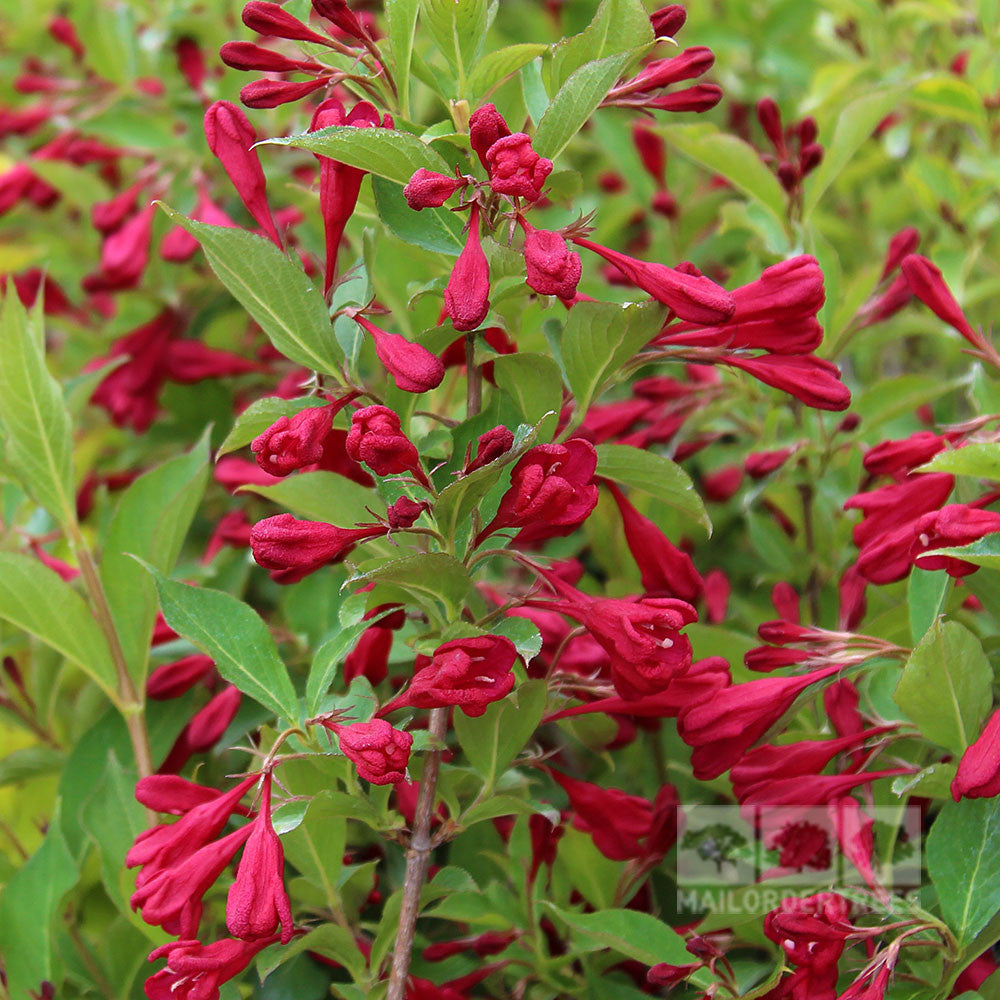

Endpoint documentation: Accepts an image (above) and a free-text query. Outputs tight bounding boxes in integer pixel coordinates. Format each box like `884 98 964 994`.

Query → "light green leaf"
0 553 118 700
912 76 987 134
352 552 471 624
454 679 546 787
0 803 79 1000
917 442 1000 480
386 0 420 118
420 0 490 82
259 925 367 985
264 127 451 185
595 443 711 534
534 50 637 161
240 470 378 526
803 84 910 218
928 796 1000 943
218 396 330 457
893 620 992 754
561 299 668 419
493 353 561 439
308 625 385 715
466 43 549 97
661 123 788 228
157 204 343 377
147 569 300 724
461 795 538 827
488 616 543 661
0 293 76 526
908 567 951 644
101 432 210 687
544 904 692 967
0 746 64 787
371 176 465 256
282 793 348 912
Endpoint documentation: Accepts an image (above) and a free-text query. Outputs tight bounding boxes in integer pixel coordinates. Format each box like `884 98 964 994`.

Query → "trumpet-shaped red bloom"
474 440 598 546
345 405 429 486
226 772 293 943
352 314 445 393
862 431 947 478
144 936 279 1000
147 654 214 700
134 775 228 816
380 635 517 717
444 202 491 331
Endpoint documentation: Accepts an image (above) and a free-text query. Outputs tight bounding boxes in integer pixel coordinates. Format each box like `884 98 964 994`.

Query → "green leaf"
419 0 490 82
661 123 788 228
488 616 543 661
561 299 667 419
549 0 653 90
308 624 384 715
259 925 367 985
352 552 471 624
264 127 451 185
218 396 330 457
545 904 692 967
493 353 562 440
928 796 1000 943
803 84 909 219
595 443 711 534
893 620 992 754
240 470 377 526
157 204 344 377
917 442 1000 480
454 679 546 786
534 50 637 161
101 432 210 687
923 535 1000 571
0 746 64 787
908 567 951 644
386 0 420 117
0 803 79 1000
0 293 76 526
282 792 348 911
146 569 300 724
466 43 550 97
460 795 539 827
0 553 118 700
912 76 987 134
371 176 465 255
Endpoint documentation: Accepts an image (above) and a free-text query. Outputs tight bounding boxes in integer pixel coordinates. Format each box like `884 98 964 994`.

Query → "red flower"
134 775 229 816
520 220 582 298
468 103 511 169
606 482 702 601
404 168 461 210
485 133 552 201
81 204 155 293
862 431 946 478
226 772 294 943
352 313 445 393
204 101 280 247
952 708 1000 800
158 686 243 774
444 202 490 331
242 1 339 46
465 425 515 473
650 5 687 36
572 236 735 325
901 253 981 347
474 440 598 546
722 353 850 411
251 404 336 476
250 513 384 584
608 47 715 100
911 504 1000 577
144 936 278 1000
326 719 414 784
147 654 214 700
380 635 517 717
345 404 430 487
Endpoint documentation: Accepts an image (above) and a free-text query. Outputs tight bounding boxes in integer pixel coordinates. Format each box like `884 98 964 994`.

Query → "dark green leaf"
308 627 383 716
352 552 471 624
282 792 348 911
158 204 344 377
928 796 1000 942
259 925 367 985
894 620 992 754
595 443 711 534
0 746 64 787
239 470 378 526
0 293 76 526
147 569 300 724
386 0 420 117
264 127 451 185
545 904 692 966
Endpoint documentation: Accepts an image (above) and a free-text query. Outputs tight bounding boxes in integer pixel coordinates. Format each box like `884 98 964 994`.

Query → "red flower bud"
242 1 337 45
723 354 850 411
312 0 368 40
745 447 795 479
862 431 946 478
573 236 735 325
880 227 920 280
343 623 393 685
380 635 518 717
632 121 666 186
204 100 281 247
645 83 722 113
485 133 553 201
220 41 317 73
250 513 383 583
147 654 215 701
328 719 413 784
352 313 445 393
475 440 599 546
901 253 981 346
251 403 337 476
650 4 687 37
756 97 784 148
386 496 428 530
226 772 294 943
403 168 461 209
468 103 511 169
466 425 515 473
953 708 1000 800
520 220 582 298
134 775 227 816
444 202 491 331
240 76 330 109
612 47 715 99
345 404 429 486
81 204 156 293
